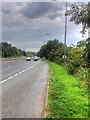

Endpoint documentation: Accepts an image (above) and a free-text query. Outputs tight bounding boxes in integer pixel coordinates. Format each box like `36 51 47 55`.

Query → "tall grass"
46 61 89 118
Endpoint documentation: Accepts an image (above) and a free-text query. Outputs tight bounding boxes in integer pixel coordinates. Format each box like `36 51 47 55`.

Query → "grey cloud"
2 3 12 14
2 8 11 14
2 2 24 14
21 2 65 19
16 2 26 6
21 2 52 19
48 12 63 19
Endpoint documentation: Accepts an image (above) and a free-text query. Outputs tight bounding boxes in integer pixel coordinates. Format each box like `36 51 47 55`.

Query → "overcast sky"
2 1 89 52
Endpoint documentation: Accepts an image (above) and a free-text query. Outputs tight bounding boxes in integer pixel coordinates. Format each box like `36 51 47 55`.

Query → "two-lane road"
1 60 48 118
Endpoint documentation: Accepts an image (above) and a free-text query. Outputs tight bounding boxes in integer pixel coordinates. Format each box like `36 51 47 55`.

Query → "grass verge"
46 61 89 118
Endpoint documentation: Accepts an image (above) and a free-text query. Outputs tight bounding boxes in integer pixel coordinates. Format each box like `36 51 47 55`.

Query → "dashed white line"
0 61 41 84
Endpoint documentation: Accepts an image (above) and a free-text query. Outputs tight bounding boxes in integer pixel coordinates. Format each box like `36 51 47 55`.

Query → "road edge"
43 61 49 118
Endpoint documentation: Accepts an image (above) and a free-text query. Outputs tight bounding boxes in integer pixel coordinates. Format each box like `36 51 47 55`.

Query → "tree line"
0 42 36 58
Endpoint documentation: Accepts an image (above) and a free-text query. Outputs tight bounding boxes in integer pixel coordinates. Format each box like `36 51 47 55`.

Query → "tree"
38 39 65 64
1 42 27 57
39 39 59 59
77 38 90 67
66 2 90 34
84 38 90 67
66 2 90 67
22 50 26 56
39 44 47 58
1 42 37 58
77 40 86 49
2 42 13 57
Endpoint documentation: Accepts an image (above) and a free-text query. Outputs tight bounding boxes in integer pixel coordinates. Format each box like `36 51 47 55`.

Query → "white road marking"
0 61 41 84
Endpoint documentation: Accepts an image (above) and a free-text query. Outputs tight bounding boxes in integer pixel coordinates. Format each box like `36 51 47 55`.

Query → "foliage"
66 40 90 82
1 42 36 58
39 38 90 83
66 46 85 74
39 39 59 59
84 38 90 67
66 2 90 34
66 2 90 79
76 67 88 82
76 38 90 67
46 61 88 118
88 68 90 80
1 42 21 57
25 51 36 57
38 39 65 64
65 2 90 82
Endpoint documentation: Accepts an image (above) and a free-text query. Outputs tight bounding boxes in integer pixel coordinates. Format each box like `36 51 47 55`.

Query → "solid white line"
0 61 41 84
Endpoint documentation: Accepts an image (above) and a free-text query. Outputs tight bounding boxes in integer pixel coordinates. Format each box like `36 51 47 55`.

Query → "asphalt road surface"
1 60 48 118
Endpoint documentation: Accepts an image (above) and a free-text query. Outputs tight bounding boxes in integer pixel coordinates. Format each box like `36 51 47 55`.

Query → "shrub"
66 62 75 75
76 66 88 81
88 68 90 80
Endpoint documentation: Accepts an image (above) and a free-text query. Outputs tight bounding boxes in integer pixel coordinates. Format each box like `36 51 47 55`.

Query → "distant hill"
26 51 37 57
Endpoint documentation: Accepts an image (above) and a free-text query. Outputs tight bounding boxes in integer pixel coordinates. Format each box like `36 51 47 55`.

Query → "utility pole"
64 2 67 65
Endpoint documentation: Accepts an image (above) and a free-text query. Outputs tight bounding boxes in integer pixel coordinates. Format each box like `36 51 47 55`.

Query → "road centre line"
0 61 41 84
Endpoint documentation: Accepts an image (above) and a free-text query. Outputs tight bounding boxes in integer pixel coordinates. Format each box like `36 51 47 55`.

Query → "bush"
66 62 75 75
88 68 90 80
76 66 88 81
54 57 64 65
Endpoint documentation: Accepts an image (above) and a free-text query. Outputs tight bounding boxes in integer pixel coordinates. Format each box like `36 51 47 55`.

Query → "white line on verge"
0 61 41 84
